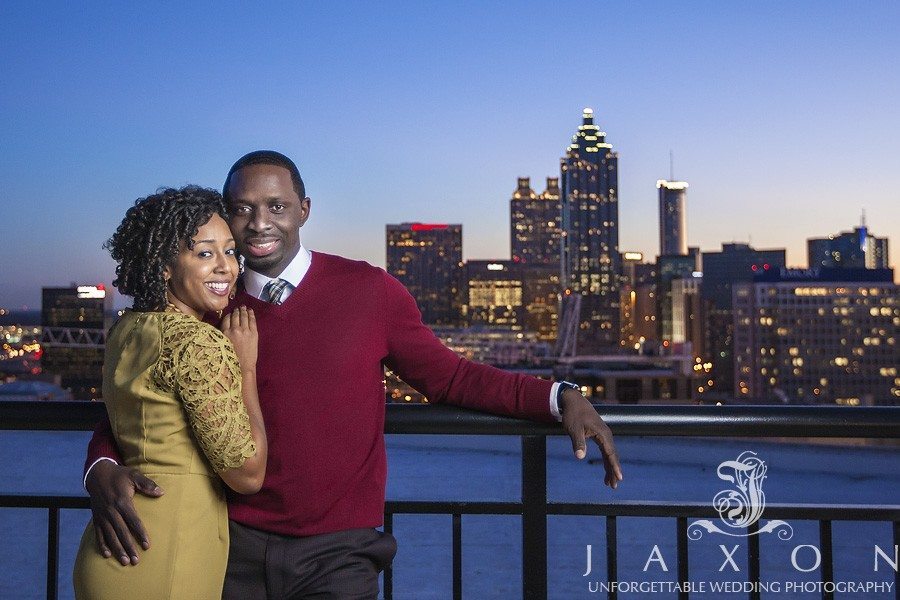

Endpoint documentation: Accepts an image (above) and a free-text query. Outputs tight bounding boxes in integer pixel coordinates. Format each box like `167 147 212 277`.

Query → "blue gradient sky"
2 2 898 309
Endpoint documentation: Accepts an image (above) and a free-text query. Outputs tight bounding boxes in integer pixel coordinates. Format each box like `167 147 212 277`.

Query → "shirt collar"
242 242 312 300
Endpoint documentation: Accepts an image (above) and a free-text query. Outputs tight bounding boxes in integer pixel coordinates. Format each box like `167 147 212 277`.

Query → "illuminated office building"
386 223 463 326
463 261 524 329
560 108 620 353
40 284 110 400
807 218 889 270
620 252 658 350
508 175 562 341
521 264 559 342
733 268 898 405
657 180 689 256
671 275 704 357
701 243 786 397
510 177 562 266
463 261 559 342
657 254 697 343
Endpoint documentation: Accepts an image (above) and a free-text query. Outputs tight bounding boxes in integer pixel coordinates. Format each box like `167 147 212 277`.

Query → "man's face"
227 163 310 278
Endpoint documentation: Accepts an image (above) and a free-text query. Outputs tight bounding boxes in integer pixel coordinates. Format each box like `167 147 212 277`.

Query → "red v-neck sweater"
87 252 555 536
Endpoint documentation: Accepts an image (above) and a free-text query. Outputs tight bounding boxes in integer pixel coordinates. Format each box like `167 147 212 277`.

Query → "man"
84 150 622 598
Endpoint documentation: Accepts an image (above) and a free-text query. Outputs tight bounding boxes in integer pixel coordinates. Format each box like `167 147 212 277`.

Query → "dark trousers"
222 521 397 600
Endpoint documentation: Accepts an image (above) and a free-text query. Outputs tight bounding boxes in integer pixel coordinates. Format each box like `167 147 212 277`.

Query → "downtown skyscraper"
559 108 620 353
700 243 786 398
657 179 689 256
510 176 562 266
509 176 562 343
386 223 463 326
807 216 889 270
41 284 110 400
733 268 897 405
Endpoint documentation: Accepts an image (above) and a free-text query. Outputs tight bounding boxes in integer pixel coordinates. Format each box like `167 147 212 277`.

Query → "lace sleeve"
156 315 256 472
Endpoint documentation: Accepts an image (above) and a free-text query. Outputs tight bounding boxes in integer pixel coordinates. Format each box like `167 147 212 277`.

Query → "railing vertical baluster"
819 520 833 600
521 435 547 599
606 516 617 600
47 506 59 600
383 512 393 600
893 521 899 600
452 513 462 600
677 516 689 600
747 520 760 600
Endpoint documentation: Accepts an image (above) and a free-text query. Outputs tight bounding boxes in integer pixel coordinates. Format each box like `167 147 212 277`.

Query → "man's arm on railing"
83 416 164 566
381 271 623 487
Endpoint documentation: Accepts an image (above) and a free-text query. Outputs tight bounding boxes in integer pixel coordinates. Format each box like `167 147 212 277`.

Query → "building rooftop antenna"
861 208 866 227
669 150 674 181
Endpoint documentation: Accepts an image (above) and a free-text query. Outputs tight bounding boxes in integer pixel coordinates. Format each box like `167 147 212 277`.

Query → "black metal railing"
2 401 899 600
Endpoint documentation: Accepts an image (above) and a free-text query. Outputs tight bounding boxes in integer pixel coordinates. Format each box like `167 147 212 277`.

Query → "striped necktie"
262 278 292 305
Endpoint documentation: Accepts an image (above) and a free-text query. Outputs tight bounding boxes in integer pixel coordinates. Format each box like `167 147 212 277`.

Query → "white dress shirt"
242 243 313 302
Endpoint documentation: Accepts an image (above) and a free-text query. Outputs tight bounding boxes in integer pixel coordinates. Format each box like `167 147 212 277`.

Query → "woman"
73 186 267 599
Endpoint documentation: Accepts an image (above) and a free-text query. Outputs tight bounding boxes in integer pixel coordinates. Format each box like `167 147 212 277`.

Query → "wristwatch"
556 381 580 415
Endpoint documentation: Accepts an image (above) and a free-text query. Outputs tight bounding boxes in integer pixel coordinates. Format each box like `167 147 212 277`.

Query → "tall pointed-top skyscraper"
559 108 620 354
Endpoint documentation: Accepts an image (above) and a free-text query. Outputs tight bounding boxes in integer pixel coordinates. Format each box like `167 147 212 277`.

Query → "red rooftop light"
411 223 449 231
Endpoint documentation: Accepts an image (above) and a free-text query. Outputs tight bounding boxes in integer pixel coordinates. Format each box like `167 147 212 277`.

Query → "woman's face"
164 214 238 318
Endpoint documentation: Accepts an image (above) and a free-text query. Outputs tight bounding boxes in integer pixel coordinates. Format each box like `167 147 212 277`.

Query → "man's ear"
299 197 312 227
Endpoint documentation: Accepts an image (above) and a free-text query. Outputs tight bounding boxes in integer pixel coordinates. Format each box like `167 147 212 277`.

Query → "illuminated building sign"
410 223 449 231
77 285 106 299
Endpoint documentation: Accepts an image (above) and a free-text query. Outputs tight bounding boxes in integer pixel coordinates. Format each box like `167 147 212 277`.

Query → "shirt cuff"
83 457 118 490
549 382 562 422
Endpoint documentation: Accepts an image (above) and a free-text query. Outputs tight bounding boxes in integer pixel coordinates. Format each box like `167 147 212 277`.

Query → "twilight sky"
1 1 898 309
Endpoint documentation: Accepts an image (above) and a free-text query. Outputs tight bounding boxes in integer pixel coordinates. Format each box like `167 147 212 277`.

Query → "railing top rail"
1 401 898 438
3 495 898 521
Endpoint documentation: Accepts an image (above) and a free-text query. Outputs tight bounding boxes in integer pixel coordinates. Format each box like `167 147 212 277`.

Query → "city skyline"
2 2 898 309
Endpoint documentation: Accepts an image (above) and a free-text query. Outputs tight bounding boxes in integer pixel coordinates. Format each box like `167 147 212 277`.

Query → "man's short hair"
223 150 306 201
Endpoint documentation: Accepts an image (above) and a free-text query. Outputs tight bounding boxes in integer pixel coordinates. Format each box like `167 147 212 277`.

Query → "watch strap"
557 381 580 414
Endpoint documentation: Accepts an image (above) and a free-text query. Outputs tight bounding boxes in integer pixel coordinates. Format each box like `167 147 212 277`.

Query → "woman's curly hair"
105 185 229 311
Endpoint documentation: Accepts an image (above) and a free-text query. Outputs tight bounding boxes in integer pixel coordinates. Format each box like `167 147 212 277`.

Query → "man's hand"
560 389 623 489
85 460 164 565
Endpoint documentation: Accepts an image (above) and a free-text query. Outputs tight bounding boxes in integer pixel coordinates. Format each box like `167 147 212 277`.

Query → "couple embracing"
73 150 623 599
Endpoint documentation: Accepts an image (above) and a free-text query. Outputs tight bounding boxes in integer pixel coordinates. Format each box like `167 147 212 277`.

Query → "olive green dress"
73 311 256 599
